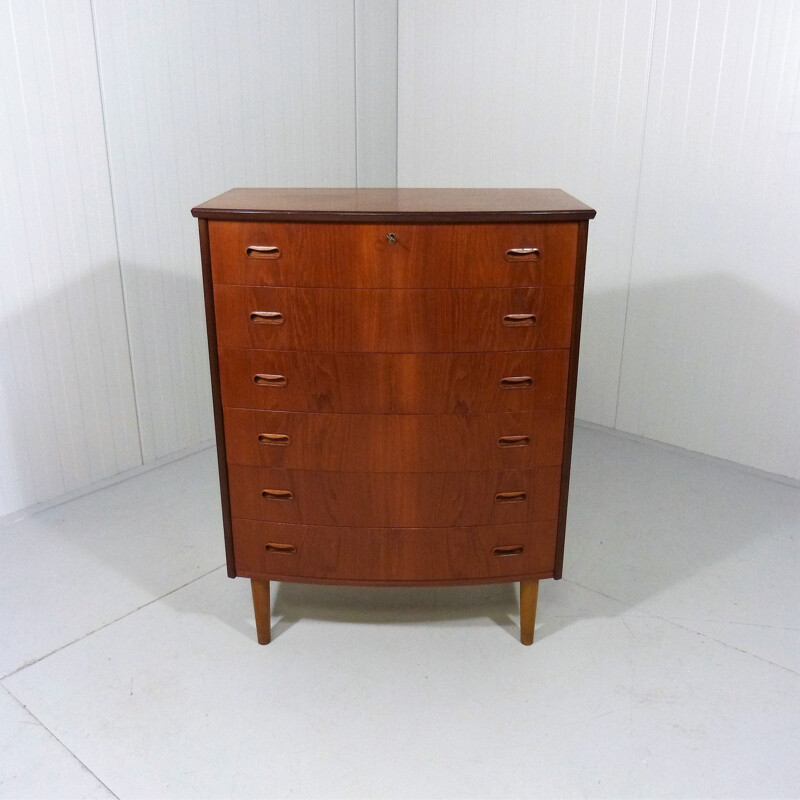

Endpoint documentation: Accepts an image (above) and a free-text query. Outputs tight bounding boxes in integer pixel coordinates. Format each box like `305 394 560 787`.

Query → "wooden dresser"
192 189 595 645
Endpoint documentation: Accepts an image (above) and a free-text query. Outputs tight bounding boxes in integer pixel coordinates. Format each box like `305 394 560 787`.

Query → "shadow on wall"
0 257 215 518
114 257 214 462
25 270 800 644
0 262 142 518
598 271 800 478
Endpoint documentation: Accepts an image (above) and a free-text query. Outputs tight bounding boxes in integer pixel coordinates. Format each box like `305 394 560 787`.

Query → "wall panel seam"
394 0 399 187
613 0 659 430
352 0 359 186
88 0 144 466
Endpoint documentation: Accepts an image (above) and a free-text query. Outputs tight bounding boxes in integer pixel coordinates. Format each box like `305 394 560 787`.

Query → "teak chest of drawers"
192 188 595 645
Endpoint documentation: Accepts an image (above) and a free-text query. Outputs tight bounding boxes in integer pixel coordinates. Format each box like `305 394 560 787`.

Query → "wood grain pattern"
208 221 578 287
232 518 558 584
227 465 561 527
192 188 596 223
213 285 573 352
222 408 566 471
218 348 569 414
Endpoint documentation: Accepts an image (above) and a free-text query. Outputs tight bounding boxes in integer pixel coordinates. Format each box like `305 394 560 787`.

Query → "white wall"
616 0 800 479
355 0 398 187
397 0 800 480
0 0 141 516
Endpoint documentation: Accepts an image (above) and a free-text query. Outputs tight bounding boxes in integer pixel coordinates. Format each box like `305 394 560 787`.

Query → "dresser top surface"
192 188 596 223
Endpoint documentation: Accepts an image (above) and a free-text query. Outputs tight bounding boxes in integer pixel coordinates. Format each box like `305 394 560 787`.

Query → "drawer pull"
497 435 530 448
499 376 532 389
257 433 291 446
495 491 527 503
264 542 297 555
492 544 524 557
505 247 540 261
503 313 536 327
261 489 294 501
253 373 287 388
249 311 284 325
246 245 281 259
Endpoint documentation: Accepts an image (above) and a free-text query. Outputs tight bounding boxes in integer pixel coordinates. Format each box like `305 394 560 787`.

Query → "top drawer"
208 221 578 288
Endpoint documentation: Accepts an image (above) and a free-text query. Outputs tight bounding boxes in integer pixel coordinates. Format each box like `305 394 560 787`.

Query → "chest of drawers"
192 189 595 645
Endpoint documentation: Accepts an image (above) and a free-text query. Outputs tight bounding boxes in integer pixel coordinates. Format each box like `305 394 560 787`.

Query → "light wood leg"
251 578 271 645
520 579 539 646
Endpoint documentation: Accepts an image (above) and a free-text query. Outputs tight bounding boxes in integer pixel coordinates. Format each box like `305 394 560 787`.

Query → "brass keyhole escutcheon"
386 232 397 244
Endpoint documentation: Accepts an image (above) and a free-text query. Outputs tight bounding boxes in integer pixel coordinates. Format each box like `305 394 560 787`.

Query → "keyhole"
386 232 397 244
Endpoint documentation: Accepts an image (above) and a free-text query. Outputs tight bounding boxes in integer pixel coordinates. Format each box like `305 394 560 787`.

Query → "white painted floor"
1 425 798 799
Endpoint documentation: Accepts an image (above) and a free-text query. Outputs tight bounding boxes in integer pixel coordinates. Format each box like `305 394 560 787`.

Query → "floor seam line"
565 579 800 678
647 616 800 678
1 564 226 680
0 683 120 799
652 617 800 632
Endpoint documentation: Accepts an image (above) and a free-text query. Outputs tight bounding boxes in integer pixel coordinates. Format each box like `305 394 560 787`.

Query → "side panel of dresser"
554 219 589 579
199 218 236 577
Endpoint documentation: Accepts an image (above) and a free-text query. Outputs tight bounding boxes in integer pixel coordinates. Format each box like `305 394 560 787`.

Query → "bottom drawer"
232 518 557 584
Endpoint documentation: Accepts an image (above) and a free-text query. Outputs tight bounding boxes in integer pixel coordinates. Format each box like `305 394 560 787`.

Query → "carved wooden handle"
492 544 524 557
502 313 536 327
497 435 530 448
495 491 527 503
257 433 291 446
261 489 294 501
249 311 284 325
253 373 287 387
246 245 281 259
505 247 540 262
499 376 532 389
264 542 297 554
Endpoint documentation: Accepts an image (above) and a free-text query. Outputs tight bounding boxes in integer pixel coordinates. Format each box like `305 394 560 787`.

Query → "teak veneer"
193 188 594 646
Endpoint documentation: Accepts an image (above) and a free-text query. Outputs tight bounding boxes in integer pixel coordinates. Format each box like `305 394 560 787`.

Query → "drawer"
227 466 561 527
214 285 573 352
223 409 566 471
219 349 569 414
209 221 579 288
232 519 558 583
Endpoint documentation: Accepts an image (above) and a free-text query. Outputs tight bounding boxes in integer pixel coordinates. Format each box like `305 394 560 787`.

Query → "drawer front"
223 408 566 472
227 466 561 527
232 519 557 583
209 221 579 288
214 285 573 352
219 348 569 414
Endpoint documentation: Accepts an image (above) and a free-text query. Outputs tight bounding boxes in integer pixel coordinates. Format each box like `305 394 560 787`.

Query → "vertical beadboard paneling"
0 0 141 516
617 1 800 479
93 0 357 462
355 0 398 186
397 0 656 428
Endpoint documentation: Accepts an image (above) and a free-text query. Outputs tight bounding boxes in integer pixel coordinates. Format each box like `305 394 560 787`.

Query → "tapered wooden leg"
251 579 271 645
520 579 539 646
